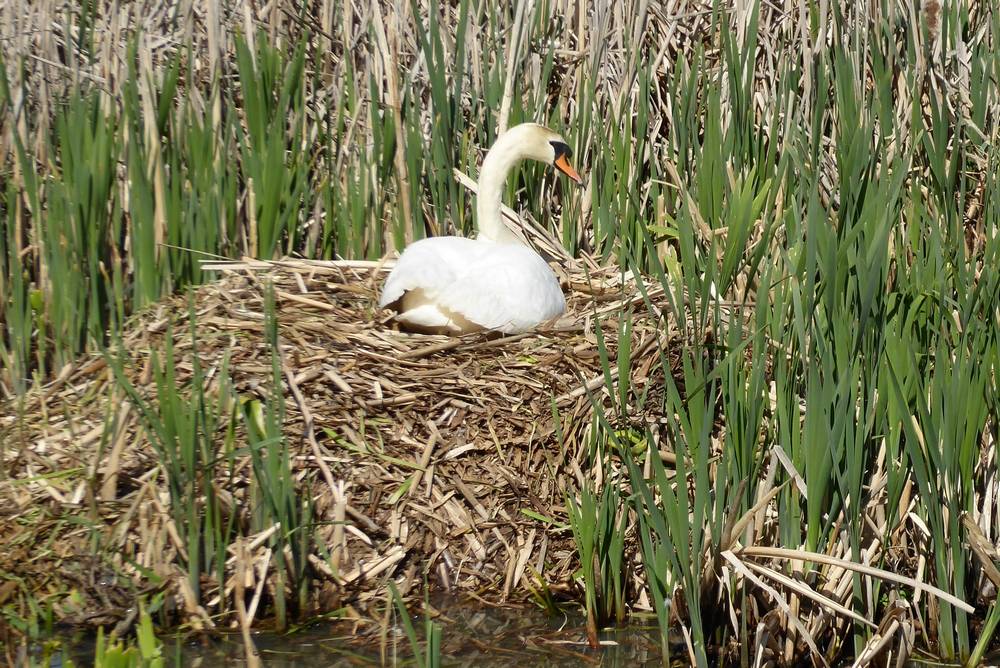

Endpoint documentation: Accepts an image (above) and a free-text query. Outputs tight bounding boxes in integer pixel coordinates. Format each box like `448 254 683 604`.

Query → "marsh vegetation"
1 0 999 665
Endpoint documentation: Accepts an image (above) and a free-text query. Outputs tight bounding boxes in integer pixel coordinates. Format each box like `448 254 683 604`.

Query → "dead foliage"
0 255 677 633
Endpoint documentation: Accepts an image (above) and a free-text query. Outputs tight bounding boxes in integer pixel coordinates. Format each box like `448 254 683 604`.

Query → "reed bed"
2 0 999 665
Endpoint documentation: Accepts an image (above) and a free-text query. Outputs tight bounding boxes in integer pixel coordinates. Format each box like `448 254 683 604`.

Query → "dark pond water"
45 601 670 667
39 601 979 666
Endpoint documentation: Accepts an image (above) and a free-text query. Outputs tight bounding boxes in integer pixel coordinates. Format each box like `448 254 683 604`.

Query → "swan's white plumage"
392 303 463 332
379 237 565 334
379 123 579 336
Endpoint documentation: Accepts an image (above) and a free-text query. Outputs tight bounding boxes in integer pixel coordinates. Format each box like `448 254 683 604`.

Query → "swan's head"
499 123 584 186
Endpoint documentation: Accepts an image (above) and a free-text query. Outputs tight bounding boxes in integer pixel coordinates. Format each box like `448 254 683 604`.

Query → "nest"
0 255 677 630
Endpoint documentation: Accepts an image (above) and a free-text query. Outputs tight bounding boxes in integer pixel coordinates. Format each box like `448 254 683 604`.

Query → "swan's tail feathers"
394 304 459 330
391 303 483 336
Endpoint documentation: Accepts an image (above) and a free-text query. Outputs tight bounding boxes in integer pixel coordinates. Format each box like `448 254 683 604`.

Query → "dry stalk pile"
0 258 675 630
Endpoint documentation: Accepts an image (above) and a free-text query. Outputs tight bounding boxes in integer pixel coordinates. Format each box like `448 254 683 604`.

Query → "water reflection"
59 598 668 666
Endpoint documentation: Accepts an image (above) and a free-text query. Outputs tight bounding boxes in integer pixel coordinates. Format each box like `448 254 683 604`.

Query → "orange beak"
554 154 584 186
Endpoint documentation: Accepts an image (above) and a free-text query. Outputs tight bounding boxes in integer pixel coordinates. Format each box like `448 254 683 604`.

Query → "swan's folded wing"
434 246 566 334
378 237 479 308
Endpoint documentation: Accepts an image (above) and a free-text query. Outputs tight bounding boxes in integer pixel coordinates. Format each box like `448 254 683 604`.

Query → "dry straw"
0 254 675 627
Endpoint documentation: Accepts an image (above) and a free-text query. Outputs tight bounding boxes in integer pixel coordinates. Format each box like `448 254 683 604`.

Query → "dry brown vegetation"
1 256 670 624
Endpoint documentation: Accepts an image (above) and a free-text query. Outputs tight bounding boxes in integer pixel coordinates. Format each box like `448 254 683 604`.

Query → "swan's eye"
550 141 572 160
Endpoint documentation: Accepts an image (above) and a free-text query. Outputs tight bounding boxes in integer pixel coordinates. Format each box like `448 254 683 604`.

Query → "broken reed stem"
235 538 263 668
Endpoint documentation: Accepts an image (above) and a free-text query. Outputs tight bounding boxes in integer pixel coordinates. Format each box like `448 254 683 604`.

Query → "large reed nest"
0 249 678 632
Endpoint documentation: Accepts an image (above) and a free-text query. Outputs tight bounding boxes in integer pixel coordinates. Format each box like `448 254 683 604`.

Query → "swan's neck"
476 133 524 244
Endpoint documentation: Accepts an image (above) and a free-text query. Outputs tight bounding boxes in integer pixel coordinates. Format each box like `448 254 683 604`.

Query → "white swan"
379 123 583 335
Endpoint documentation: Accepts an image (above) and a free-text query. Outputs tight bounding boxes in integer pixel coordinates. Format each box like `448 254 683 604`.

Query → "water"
48 601 669 667
34 605 981 667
